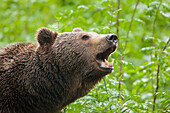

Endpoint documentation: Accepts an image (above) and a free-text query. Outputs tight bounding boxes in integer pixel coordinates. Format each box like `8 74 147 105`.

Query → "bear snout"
106 34 118 44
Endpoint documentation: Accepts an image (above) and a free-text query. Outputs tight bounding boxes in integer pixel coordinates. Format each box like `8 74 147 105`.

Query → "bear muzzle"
96 34 118 72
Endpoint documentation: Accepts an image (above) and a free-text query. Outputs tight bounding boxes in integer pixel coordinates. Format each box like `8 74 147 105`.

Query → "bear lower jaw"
96 59 113 72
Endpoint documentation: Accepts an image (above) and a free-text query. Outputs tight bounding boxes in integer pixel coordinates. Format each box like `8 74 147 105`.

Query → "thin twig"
109 1 114 34
159 98 170 112
152 0 163 111
116 0 120 39
163 38 170 51
153 38 170 111
152 0 162 38
118 0 140 99
151 0 162 63
151 0 162 59
164 104 170 111
153 64 160 111
117 0 121 58
122 0 140 54
116 0 122 99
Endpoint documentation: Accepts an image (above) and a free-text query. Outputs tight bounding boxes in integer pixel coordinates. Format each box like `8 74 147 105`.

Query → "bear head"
36 27 118 79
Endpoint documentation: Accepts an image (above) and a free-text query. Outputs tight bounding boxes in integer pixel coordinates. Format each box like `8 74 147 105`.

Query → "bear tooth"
104 59 108 65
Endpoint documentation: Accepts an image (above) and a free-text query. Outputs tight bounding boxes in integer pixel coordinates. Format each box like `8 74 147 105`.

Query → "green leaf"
141 47 155 52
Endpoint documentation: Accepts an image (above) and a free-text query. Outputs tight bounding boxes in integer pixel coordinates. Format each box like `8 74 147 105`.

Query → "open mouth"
96 46 116 71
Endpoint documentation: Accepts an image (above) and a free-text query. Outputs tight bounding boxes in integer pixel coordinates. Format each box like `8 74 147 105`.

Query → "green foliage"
0 0 170 112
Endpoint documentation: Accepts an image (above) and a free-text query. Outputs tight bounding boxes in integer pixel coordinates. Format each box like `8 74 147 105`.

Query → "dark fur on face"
0 28 117 113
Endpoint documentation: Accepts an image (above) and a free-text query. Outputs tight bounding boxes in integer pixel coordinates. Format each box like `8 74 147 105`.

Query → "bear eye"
81 35 90 40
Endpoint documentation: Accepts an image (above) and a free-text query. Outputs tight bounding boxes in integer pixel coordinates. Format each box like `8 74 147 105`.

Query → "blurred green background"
0 0 170 112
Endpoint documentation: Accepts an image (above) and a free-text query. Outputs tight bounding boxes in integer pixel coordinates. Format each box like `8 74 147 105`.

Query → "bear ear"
72 28 83 32
36 27 58 48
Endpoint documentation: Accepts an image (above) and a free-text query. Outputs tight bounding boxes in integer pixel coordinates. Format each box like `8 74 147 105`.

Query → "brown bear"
0 27 117 113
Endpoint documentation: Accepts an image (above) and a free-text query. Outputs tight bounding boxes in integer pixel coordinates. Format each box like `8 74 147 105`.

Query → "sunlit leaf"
160 11 170 18
141 47 155 52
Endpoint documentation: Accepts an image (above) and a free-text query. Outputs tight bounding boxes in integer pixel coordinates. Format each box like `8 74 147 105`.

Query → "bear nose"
106 34 118 43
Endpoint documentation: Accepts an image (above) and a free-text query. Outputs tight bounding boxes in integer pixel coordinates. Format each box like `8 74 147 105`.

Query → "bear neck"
23 45 106 112
23 48 83 112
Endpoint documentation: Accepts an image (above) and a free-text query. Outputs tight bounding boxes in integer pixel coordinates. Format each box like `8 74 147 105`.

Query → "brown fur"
0 28 117 113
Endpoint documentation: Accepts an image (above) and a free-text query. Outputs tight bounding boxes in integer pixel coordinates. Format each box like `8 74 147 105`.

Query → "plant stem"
118 0 140 99
151 0 162 60
117 0 121 55
109 1 115 33
159 98 170 112
163 38 170 51
152 38 169 112
116 0 121 99
116 0 120 39
152 0 163 111
164 104 170 111
122 0 140 53
152 0 162 38
153 64 160 111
